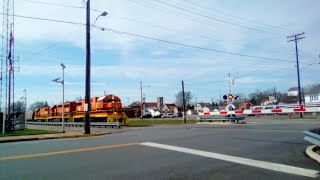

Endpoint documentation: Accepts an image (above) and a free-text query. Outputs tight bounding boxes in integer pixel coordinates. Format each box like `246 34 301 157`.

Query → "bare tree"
11 101 25 113
29 101 48 111
175 90 193 108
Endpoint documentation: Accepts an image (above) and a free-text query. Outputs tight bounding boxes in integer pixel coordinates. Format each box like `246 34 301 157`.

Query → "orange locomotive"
32 95 128 125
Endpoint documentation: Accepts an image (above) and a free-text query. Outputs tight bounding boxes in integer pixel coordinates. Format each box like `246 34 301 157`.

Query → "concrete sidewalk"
0 131 111 143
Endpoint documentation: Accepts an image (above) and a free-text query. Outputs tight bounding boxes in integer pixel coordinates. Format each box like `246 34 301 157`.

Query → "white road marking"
140 142 319 178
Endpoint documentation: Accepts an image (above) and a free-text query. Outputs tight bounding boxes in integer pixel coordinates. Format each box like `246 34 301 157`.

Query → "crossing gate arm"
198 107 320 116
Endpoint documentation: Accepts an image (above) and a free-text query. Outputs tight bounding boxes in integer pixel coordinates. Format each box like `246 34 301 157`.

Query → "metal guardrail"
28 122 121 128
196 116 245 122
303 129 320 147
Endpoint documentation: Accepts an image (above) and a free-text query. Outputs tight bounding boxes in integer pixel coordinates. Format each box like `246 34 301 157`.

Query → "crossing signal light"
223 95 227 100
228 94 233 100
234 95 239 100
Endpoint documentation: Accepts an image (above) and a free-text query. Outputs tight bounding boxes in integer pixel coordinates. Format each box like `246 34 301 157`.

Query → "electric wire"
19 0 297 56
181 0 288 32
98 27 294 63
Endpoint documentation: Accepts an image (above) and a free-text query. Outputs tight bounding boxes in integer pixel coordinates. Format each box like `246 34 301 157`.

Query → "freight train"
32 94 128 125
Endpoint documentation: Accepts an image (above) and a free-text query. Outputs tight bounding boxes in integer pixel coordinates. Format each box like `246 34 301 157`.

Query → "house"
126 101 142 118
162 104 178 113
238 102 254 109
305 84 320 103
186 109 197 115
287 87 299 96
145 102 158 110
195 103 217 113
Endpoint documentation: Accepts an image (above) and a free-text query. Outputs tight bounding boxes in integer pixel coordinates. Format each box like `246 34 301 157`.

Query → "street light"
52 63 65 133
20 89 27 129
91 11 108 30
84 0 108 134
140 81 150 120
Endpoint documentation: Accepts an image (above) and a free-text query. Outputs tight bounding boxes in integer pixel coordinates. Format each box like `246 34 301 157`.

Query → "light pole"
84 0 108 134
140 81 150 120
52 63 65 133
21 89 27 129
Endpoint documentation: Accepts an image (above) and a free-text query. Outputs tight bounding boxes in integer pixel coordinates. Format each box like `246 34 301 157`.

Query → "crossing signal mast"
223 73 239 110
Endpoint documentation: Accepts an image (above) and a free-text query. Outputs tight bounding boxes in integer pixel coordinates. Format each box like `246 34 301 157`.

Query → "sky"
1 0 320 107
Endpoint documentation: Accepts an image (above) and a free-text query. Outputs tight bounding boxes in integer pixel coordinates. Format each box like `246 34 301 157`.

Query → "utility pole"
273 86 277 108
228 73 231 94
23 89 27 129
182 81 186 124
61 63 65 133
195 97 197 113
287 32 305 118
140 81 143 120
302 88 305 104
84 0 91 134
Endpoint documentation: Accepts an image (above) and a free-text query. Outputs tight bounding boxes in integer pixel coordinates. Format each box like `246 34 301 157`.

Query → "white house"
305 84 320 103
195 103 217 113
287 87 299 96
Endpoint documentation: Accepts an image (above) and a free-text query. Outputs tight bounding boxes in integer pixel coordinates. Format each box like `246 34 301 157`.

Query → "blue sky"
1 0 320 107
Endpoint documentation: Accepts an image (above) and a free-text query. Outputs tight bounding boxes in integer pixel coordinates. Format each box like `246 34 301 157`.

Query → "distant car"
153 113 163 118
142 114 152 118
161 113 176 118
177 112 183 117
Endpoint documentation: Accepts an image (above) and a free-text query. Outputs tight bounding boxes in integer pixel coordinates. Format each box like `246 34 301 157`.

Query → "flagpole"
7 28 14 132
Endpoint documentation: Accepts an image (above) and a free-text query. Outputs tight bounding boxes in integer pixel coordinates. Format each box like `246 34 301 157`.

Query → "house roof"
145 102 157 107
238 102 254 108
198 103 213 108
288 87 298 91
198 103 217 111
128 101 141 107
165 104 176 108
306 84 320 95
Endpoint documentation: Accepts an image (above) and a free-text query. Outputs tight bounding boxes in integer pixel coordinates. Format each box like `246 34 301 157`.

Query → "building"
305 84 320 103
195 103 217 113
287 87 299 96
125 101 142 118
162 104 178 113
238 102 254 109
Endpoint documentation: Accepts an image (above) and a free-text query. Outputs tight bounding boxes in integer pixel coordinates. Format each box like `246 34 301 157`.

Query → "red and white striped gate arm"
198 107 320 116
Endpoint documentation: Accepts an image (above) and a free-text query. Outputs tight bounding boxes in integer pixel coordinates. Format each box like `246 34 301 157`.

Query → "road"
1 118 320 179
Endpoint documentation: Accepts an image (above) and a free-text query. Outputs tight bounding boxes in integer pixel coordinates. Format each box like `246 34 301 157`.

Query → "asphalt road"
1 118 320 179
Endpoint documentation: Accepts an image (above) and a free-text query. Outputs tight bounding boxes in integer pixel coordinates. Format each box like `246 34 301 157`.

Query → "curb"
306 145 320 163
0 132 111 143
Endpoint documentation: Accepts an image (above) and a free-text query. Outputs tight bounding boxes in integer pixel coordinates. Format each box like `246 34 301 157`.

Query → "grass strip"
0 129 59 137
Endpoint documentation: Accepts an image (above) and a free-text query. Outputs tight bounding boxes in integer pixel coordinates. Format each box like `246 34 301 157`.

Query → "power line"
20 0 101 13
180 0 288 32
147 0 279 34
18 0 261 44
128 0 285 41
0 12 86 26
1 12 297 63
14 0 298 57
99 27 294 63
128 0 221 29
